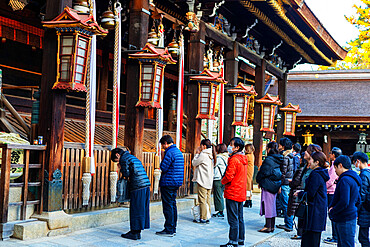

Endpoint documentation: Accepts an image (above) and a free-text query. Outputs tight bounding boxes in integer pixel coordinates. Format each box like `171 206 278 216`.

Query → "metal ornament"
72 0 90 13
168 38 180 56
147 27 159 46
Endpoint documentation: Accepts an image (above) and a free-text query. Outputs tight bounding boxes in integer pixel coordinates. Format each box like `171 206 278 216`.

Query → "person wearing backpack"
352 151 370 247
276 137 294 232
212 143 229 218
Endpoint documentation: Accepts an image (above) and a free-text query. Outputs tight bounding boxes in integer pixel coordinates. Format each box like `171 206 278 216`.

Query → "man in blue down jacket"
352 151 370 247
329 155 361 247
111 147 151 240
156 135 184 237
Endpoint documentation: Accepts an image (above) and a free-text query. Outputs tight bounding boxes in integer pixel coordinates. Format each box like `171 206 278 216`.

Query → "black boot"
121 230 141 240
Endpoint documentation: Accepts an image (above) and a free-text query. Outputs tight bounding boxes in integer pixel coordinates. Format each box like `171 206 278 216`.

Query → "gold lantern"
100 9 115 30
129 43 176 108
43 7 108 92
303 130 314 146
255 93 282 132
280 103 302 136
190 69 227 120
227 83 257 126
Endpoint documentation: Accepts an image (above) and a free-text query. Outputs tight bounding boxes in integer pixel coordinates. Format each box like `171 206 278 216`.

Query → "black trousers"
160 186 178 234
301 230 321 247
359 226 370 247
226 199 245 244
130 186 150 231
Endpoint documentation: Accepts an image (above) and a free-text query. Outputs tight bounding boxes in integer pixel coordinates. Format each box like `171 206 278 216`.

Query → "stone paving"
0 193 362 247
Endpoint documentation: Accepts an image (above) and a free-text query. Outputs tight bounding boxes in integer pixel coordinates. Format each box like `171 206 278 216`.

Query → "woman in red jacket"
220 137 248 247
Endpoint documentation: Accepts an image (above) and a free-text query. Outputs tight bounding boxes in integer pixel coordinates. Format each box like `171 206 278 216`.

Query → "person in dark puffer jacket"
352 152 370 247
156 135 184 237
329 155 361 247
111 148 151 241
256 141 283 234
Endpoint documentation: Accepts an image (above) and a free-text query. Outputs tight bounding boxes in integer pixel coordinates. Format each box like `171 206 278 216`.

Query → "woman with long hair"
289 144 322 240
244 144 255 208
294 151 329 247
212 143 229 218
256 142 283 233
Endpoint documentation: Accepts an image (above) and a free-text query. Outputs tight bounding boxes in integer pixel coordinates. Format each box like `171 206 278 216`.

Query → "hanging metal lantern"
280 103 302 136
129 43 176 108
147 28 159 46
227 83 257 126
72 0 90 13
100 9 115 30
255 93 282 132
167 38 179 57
190 69 227 120
303 130 314 146
43 7 108 92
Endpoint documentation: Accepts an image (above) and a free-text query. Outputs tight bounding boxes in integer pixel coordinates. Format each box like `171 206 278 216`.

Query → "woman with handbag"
256 142 283 233
212 143 229 218
294 151 329 247
111 148 151 240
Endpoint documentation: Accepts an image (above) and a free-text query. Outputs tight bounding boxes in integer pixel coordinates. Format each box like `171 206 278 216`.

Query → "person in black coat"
295 151 329 247
352 152 370 247
256 142 283 233
111 148 151 240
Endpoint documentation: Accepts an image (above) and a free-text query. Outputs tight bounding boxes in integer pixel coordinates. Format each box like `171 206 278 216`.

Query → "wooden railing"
0 144 46 240
62 144 192 211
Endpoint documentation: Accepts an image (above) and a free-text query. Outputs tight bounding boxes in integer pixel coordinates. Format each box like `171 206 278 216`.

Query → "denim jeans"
160 186 178 234
359 226 370 247
327 194 338 241
335 219 356 247
280 185 293 229
226 199 245 244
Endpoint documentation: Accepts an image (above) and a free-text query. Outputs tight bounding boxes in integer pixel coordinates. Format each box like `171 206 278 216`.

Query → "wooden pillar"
38 0 71 212
186 22 205 154
276 72 288 141
223 42 239 144
323 132 332 161
97 45 109 111
253 59 266 168
124 0 149 161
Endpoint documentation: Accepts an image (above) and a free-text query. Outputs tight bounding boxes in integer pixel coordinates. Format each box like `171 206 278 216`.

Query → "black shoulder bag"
294 192 308 219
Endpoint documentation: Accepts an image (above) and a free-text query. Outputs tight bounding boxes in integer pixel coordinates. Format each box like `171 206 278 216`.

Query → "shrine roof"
199 0 347 67
42 6 108 35
286 70 370 118
129 43 177 64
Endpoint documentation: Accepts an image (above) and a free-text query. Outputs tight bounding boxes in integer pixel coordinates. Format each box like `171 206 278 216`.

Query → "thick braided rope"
112 12 119 149
85 38 92 157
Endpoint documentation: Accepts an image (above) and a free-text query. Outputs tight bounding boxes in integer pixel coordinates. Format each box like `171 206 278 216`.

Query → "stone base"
0 222 13 240
31 211 72 230
13 221 48 240
47 227 71 237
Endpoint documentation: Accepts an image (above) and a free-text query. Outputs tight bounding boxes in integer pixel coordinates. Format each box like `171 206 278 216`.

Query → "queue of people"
110 135 370 247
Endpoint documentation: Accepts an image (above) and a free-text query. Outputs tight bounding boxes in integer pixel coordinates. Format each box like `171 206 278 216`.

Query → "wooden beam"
186 22 205 154
204 22 234 50
223 42 239 144
276 72 288 140
97 44 109 111
238 43 262 67
297 116 370 123
265 60 284 80
124 0 149 161
253 59 266 168
38 0 71 212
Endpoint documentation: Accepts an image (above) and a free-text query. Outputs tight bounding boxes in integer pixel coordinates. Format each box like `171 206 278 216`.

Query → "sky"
293 0 362 71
